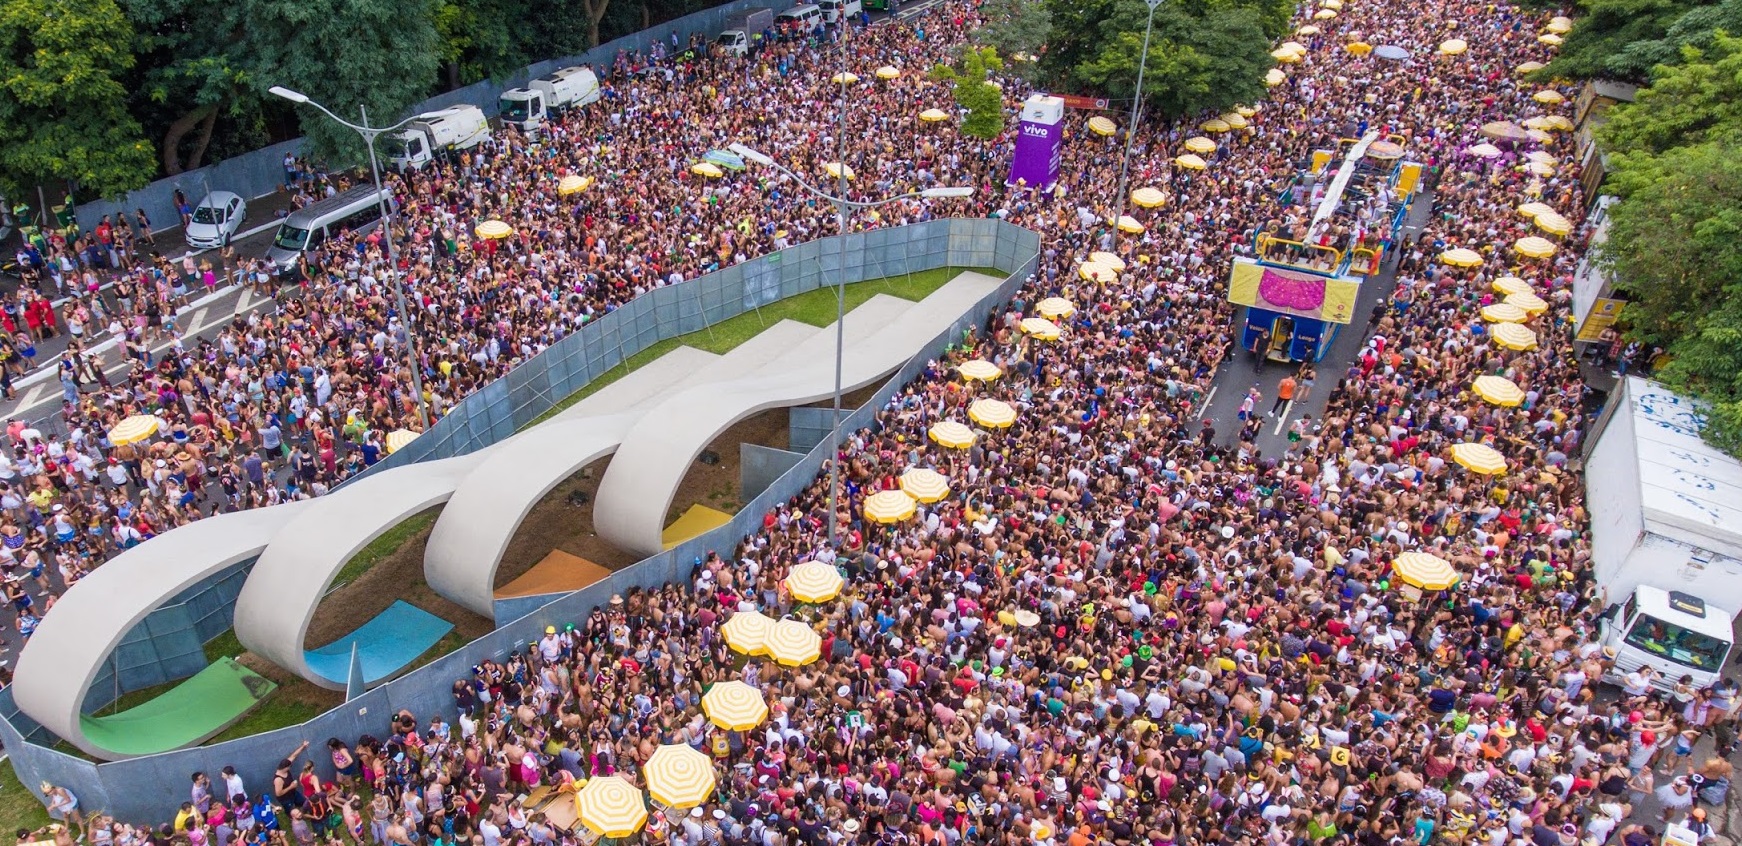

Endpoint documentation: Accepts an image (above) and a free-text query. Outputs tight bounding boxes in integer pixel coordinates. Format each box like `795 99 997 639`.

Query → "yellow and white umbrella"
785 560 845 603
1517 201 1555 219
1491 276 1532 297
1265 68 1287 86
1087 116 1117 136
384 429 420 454
968 398 1019 429
1089 251 1126 271
1036 297 1076 319
1440 247 1484 268
1548 15 1573 32
722 610 776 656
1271 47 1303 64
1506 291 1549 314
1467 143 1502 158
1221 113 1249 130
1297 24 1321 35
1472 375 1526 407
1526 161 1556 177
863 489 918 524
1079 261 1117 284
1314 7 1337 18
1110 215 1145 234
475 220 513 240
1131 186 1167 208
1526 150 1560 165
898 468 952 503
1449 442 1508 475
1393 552 1461 591
1184 136 1217 154
875 65 900 80
1546 115 1574 131
956 359 1003 381
1539 33 1564 46
1175 154 1208 171
690 162 725 178
765 619 822 667
702 680 768 731
558 175 594 196
832 72 860 84
1514 236 1556 258
929 421 976 449
1516 60 1546 74
107 414 162 446
1439 38 1468 55
1490 321 1539 351
823 162 855 180
1533 211 1571 236
644 744 716 809
1201 118 1233 133
919 108 951 122
1481 303 1530 323
1019 317 1063 340
576 775 648 838
1533 89 1565 104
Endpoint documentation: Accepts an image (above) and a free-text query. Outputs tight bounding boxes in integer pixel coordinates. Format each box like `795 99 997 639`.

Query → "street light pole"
725 143 972 551
831 17 851 556
270 87 431 432
1112 0 1165 239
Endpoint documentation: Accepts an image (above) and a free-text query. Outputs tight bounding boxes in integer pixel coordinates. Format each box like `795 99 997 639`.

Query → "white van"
265 186 396 273
776 4 824 31
1601 585 1735 693
818 0 861 22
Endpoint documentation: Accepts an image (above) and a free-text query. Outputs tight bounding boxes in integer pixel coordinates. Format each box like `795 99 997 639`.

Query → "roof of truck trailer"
1623 377 1742 559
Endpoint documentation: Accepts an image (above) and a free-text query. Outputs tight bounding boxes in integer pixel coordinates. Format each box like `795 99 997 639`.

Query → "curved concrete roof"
594 274 1003 557
11 503 312 758
425 322 820 619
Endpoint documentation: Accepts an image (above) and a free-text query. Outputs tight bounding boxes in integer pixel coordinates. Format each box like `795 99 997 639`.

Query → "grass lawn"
331 508 441 592
1 757 52 829
524 266 994 429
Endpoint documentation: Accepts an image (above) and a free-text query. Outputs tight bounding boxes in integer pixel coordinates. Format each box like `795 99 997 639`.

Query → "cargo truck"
715 7 774 56
387 105 492 171
498 66 602 133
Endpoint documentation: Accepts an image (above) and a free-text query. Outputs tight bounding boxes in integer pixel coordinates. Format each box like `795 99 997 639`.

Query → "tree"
1042 0 1271 122
932 46 1007 140
433 0 524 90
0 0 156 200
976 0 1052 73
1541 0 1704 81
1597 35 1742 156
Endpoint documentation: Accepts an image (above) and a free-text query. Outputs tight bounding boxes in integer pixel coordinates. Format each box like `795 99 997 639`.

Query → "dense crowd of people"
13 0 1738 842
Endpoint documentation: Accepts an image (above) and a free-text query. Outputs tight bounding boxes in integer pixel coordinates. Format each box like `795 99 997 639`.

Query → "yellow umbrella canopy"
1183 136 1217 154
690 162 725 178
1110 215 1146 234
1515 236 1557 258
928 421 977 449
1522 116 1553 130
1087 116 1118 136
1490 321 1540 351
1201 118 1233 133
1272 47 1303 63
1296 24 1321 35
1440 247 1484 268
1516 60 1546 74
1345 41 1373 56
1314 7 1338 18
384 429 420 454
785 560 846 603
1517 201 1555 219
702 680 768 731
1020 316 1063 340
823 162 856 180
1547 115 1574 131
1279 40 1309 54
1221 112 1249 130
863 489 918 524
1525 161 1556 177
1533 89 1566 105
1079 261 1117 283
475 219 513 240
919 108 951 122
1471 375 1527 407
764 619 822 667
1439 38 1468 55
576 775 648 838
956 359 1003 381
722 610 776 656
1266 68 1288 86
1534 211 1572 235
1393 552 1461 591
644 744 716 809
1539 33 1564 45
1037 296 1077 319
1449 442 1509 475
875 65 900 79
1467 142 1502 158
1491 276 1533 297
1131 186 1167 208
107 414 162 446
968 398 1019 429
1482 303 1531 323
1175 154 1208 171
1526 150 1560 165
832 72 860 84
557 175 594 196
1527 128 1555 143
1089 251 1126 271
1506 291 1550 314
1548 15 1573 31
898 468 952 503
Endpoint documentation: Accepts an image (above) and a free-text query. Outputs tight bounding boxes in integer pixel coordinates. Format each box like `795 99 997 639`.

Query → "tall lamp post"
726 142 972 550
269 86 432 431
1111 0 1166 239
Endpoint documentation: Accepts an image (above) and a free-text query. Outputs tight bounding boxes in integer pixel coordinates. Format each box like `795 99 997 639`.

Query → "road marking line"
1273 400 1294 436
1200 385 1218 415
186 307 210 334
16 383 47 409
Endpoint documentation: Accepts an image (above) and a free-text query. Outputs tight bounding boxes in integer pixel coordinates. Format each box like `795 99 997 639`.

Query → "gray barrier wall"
0 221 1039 823
69 0 795 234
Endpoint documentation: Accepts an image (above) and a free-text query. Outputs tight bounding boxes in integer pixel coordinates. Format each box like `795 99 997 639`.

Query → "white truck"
498 66 602 133
1588 377 1742 692
715 7 774 57
388 105 492 171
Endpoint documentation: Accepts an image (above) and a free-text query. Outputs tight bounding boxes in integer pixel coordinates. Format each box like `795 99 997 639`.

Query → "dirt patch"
303 509 494 648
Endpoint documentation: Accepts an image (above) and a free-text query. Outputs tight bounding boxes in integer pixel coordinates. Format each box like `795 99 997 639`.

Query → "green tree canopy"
0 0 156 200
1544 0 1742 81
932 46 1007 140
1598 35 1742 155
